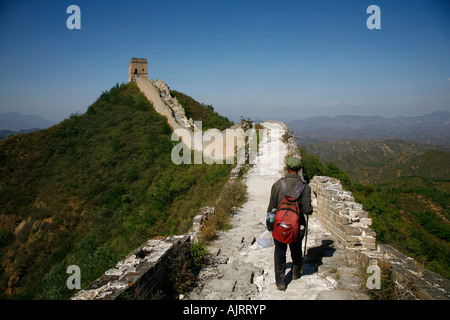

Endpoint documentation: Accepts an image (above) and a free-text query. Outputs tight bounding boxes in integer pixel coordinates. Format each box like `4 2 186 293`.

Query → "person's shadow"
285 240 335 285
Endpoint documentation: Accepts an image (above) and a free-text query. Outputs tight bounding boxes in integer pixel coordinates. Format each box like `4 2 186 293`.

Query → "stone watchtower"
128 58 148 82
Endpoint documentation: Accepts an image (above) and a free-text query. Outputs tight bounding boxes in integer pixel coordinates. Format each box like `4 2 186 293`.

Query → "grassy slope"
0 82 234 299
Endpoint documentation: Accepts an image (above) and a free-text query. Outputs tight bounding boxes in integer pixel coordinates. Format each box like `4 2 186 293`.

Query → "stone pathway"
185 122 368 300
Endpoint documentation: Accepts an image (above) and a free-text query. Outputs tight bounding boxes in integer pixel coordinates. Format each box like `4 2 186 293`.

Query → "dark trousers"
274 238 303 285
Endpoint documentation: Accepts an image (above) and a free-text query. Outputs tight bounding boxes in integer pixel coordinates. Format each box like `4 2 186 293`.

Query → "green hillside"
0 82 237 299
300 147 450 279
300 139 449 184
171 90 233 131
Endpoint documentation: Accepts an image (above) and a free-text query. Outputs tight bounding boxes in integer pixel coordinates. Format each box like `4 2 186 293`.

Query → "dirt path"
185 121 367 300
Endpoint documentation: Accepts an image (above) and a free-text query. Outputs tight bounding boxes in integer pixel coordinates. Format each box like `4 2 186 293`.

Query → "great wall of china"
70 59 450 300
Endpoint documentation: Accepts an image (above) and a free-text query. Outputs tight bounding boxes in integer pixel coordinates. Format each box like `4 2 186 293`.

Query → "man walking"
267 157 313 290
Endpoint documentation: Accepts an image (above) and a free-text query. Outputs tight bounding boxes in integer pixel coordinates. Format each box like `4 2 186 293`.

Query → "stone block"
363 242 376 250
339 224 362 236
359 250 379 265
335 215 350 225
344 234 361 243
362 227 376 237
362 236 376 244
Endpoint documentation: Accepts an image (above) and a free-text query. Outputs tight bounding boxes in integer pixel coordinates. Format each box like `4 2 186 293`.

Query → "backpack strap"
280 178 289 196
293 182 306 200
280 178 306 200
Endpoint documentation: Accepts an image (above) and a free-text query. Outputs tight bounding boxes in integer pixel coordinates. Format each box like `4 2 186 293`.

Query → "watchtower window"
134 68 138 74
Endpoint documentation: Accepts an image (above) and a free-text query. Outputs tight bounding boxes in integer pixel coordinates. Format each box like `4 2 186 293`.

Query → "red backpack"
272 178 306 244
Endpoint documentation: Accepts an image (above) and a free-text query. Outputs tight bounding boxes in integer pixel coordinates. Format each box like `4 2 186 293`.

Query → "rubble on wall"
151 79 194 129
70 235 188 300
71 208 210 300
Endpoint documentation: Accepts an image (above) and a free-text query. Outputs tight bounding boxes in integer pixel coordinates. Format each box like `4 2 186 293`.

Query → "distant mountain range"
0 112 55 131
288 111 450 150
300 139 449 185
0 112 56 140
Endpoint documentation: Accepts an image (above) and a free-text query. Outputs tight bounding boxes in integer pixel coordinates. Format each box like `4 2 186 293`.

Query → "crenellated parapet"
309 176 376 253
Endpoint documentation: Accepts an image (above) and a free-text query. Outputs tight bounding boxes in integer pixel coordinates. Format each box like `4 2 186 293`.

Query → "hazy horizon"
2 109 449 132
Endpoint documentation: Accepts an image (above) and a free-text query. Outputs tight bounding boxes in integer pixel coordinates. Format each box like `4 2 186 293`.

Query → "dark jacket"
267 173 313 216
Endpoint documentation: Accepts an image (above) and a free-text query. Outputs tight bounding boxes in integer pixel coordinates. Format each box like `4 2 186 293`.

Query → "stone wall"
375 244 450 299
134 77 247 163
309 175 450 300
309 176 376 253
70 208 209 300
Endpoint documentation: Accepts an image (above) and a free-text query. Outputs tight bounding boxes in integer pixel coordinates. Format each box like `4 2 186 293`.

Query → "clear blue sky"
0 0 449 122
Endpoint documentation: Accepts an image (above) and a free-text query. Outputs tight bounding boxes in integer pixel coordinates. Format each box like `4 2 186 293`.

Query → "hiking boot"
292 265 301 280
276 282 286 291
292 273 301 280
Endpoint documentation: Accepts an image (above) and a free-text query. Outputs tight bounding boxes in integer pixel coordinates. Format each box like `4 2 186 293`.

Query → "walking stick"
300 214 309 274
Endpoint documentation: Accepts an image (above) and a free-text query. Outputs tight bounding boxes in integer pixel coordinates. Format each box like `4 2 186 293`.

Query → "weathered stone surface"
316 290 355 300
205 279 236 293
